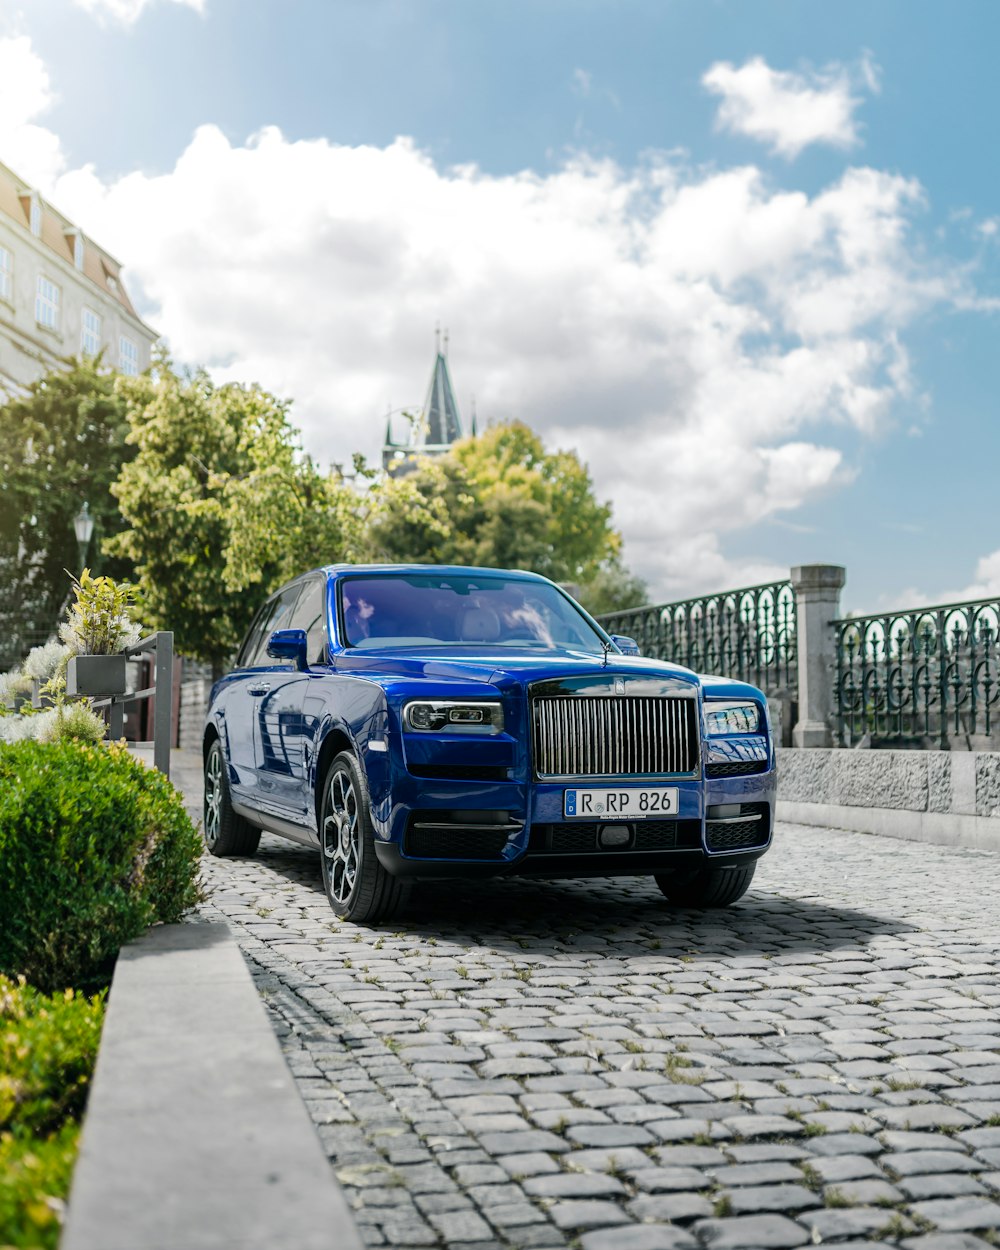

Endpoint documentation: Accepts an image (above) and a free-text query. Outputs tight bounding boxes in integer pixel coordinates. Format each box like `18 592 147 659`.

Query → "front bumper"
372 769 776 879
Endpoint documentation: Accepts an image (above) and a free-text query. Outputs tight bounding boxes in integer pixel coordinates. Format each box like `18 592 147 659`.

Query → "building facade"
382 342 472 476
0 160 157 394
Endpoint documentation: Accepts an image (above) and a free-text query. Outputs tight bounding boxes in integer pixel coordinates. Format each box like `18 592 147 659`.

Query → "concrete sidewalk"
63 923 363 1250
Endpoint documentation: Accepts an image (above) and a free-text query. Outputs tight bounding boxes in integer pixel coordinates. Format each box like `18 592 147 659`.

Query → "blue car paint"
205 564 777 873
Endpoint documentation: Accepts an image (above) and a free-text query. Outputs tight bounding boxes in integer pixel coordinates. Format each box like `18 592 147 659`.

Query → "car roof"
319 563 553 583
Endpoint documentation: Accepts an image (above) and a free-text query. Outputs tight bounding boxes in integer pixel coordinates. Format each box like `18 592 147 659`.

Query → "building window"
81 307 102 356
0 247 11 302
35 275 60 330
119 335 139 376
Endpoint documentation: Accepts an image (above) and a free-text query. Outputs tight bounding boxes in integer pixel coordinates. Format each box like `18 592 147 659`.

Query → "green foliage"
0 741 202 990
0 978 105 1137
109 364 362 672
60 568 142 657
0 1122 80 1250
0 359 134 650
574 558 649 616
34 703 108 746
0 978 105 1249
369 421 622 584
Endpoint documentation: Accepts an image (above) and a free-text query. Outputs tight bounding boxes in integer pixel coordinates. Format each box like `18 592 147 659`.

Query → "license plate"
563 787 679 819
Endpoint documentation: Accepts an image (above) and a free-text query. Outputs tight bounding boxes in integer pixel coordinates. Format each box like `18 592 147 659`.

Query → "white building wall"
0 192 157 394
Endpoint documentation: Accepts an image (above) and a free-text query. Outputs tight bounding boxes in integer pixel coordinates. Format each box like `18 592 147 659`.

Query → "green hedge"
0 976 106 1249
0 740 202 990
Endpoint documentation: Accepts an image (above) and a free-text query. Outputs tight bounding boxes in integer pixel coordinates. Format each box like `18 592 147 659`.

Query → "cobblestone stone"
179 753 1000 1250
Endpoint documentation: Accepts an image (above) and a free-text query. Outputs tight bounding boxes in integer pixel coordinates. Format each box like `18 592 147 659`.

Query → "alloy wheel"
204 747 222 847
324 767 360 904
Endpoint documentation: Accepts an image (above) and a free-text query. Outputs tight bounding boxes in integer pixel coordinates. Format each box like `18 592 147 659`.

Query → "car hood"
335 645 701 691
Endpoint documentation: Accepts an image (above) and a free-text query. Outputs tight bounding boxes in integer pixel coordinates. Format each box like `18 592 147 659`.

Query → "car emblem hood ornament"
614 678 626 695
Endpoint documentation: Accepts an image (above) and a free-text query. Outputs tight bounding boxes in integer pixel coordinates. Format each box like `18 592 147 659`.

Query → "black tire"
203 738 261 857
655 861 756 908
319 752 409 924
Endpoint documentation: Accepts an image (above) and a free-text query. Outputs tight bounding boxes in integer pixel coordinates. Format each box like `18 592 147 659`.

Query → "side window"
237 600 273 668
247 583 302 667
291 577 328 664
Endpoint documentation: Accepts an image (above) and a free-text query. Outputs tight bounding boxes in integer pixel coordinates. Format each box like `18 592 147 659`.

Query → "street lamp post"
74 502 94 574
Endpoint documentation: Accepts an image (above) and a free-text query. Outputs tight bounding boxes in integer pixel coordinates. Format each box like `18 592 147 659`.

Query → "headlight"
704 700 761 736
403 700 504 734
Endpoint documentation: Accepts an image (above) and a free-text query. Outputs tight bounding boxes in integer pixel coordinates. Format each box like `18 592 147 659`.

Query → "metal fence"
597 579 797 698
834 599 1000 749
91 632 175 776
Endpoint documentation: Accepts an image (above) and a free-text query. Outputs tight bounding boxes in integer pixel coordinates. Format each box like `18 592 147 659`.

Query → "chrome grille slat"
531 695 698 778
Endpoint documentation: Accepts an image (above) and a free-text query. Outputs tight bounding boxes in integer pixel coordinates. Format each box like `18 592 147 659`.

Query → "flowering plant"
59 570 143 657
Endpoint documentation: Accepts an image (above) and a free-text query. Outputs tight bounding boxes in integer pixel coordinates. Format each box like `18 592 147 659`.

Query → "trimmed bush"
0 740 202 990
0 1123 80 1250
0 977 106 1250
0 978 106 1136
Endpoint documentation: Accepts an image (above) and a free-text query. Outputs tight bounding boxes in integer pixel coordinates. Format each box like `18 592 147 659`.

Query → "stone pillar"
791 564 846 748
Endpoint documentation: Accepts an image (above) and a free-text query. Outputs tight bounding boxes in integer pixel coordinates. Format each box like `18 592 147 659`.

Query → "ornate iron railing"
596 580 797 697
835 598 1000 748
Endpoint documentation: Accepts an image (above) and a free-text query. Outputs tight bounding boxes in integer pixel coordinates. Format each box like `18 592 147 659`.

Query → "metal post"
153 631 173 778
109 699 124 740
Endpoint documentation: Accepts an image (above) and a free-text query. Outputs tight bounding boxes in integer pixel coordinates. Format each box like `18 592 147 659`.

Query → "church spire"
416 336 463 448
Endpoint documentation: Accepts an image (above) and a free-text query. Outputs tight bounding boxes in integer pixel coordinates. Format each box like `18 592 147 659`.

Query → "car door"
252 581 309 823
297 576 334 832
224 596 280 805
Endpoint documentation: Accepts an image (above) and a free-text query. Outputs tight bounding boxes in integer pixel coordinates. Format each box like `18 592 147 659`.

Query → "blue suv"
203 565 776 922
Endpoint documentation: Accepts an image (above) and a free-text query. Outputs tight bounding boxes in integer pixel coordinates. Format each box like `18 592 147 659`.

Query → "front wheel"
655 861 756 908
320 752 409 923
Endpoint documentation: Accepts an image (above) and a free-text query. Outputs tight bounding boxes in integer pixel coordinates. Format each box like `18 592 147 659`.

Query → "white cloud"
0 38 976 600
72 0 204 26
0 36 64 191
885 550 1000 611
703 55 878 160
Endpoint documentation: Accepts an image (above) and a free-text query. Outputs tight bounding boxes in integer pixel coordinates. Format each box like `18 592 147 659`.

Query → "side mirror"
266 628 308 668
610 634 640 657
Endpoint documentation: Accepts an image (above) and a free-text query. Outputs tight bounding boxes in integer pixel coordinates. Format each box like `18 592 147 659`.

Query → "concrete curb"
780 798 1000 851
62 922 364 1250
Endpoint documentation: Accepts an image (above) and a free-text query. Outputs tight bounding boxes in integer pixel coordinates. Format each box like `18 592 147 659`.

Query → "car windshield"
339 574 608 652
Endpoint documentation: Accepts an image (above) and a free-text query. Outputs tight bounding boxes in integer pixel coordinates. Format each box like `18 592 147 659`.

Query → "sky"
1 0 998 612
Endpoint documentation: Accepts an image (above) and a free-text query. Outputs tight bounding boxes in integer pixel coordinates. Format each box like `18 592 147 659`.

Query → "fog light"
598 824 632 849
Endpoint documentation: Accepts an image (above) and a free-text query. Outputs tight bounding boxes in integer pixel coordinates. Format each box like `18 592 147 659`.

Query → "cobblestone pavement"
175 755 1000 1250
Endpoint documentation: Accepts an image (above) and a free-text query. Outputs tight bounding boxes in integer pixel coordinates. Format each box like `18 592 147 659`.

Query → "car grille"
532 695 699 778
404 827 509 859
705 802 770 851
529 820 703 854
408 764 510 782
705 760 768 778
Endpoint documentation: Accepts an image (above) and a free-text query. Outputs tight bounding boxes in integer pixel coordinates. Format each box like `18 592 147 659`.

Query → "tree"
573 559 648 617
369 421 623 585
109 365 362 674
0 359 134 663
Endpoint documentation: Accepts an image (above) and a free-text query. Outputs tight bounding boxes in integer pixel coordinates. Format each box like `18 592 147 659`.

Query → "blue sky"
3 0 999 610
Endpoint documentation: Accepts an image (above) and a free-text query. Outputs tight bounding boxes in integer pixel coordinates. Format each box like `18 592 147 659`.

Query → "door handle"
248 683 271 697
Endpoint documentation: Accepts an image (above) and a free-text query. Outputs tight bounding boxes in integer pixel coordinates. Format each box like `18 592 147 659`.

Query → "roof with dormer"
0 159 155 335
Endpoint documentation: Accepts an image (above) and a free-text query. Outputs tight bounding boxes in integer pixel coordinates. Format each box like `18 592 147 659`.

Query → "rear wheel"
655 861 756 908
203 739 261 857
320 752 408 923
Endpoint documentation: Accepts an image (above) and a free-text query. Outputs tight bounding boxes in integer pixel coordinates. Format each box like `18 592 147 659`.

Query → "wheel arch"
314 726 356 829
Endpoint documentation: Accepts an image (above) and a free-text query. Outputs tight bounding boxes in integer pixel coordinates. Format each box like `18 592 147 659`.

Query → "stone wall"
778 746 1000 851
178 660 213 752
